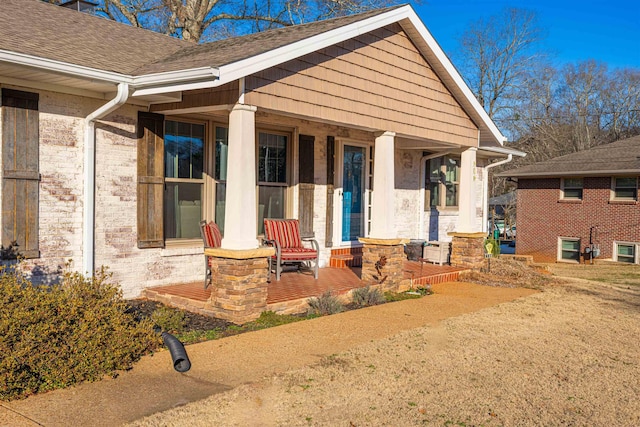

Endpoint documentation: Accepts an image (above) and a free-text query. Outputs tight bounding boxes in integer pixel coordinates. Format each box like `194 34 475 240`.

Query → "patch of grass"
384 291 422 302
548 262 640 287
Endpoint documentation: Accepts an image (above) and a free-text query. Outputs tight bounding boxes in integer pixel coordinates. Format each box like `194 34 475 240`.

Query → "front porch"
142 262 466 319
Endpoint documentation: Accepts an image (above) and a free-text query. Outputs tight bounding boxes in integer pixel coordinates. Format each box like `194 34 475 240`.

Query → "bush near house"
0 265 160 401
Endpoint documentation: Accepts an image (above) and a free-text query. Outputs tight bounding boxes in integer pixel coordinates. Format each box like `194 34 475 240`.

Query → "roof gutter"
479 145 527 157
0 49 129 83
83 82 130 275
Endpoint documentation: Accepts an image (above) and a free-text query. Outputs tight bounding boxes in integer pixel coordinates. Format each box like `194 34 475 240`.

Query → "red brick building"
499 136 640 264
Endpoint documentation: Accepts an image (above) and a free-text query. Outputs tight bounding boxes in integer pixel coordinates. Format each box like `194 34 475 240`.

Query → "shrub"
0 265 161 401
151 306 187 334
307 291 345 316
351 286 385 308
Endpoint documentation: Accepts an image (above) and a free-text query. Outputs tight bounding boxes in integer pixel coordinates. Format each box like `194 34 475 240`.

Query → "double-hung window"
558 238 581 262
257 132 289 234
615 242 638 264
561 177 583 200
214 126 228 234
612 177 638 201
426 156 460 208
163 120 205 240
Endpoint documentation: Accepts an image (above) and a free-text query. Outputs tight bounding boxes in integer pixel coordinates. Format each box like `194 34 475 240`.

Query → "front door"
341 144 366 243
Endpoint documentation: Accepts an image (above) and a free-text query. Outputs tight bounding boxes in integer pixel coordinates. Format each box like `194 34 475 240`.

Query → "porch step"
329 254 362 268
329 247 363 268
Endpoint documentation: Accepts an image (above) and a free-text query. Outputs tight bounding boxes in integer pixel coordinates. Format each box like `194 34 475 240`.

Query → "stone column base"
448 232 486 269
203 247 274 324
358 237 409 292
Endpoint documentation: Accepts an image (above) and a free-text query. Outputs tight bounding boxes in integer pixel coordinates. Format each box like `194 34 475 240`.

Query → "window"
612 177 638 200
561 177 583 200
214 126 228 234
615 242 638 264
1 89 40 258
163 120 205 239
426 156 459 208
559 238 581 262
258 132 289 234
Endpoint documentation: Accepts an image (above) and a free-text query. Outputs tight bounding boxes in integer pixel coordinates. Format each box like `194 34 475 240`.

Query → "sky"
413 0 640 70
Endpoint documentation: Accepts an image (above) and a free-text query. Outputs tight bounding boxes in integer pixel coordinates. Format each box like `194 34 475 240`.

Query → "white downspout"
482 154 512 233
418 151 451 239
83 83 130 275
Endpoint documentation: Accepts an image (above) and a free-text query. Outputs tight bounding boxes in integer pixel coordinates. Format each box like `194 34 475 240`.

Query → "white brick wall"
5 87 487 297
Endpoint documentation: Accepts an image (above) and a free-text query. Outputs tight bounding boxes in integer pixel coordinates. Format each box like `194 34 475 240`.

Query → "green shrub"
151 306 187 334
351 286 385 308
307 291 345 316
0 265 161 401
384 291 421 302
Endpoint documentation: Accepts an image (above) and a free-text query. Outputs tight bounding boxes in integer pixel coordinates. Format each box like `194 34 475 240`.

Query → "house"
498 135 640 263
1 0 523 319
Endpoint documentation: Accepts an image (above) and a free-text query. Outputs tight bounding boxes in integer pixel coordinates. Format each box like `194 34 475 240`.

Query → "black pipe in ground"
161 332 191 372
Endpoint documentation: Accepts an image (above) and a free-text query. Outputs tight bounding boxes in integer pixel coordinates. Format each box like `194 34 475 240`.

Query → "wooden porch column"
370 131 396 239
222 103 259 250
457 147 479 233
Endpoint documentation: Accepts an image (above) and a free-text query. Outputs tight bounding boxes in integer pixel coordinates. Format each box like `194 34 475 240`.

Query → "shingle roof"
1 0 401 77
0 0 189 75
498 135 640 178
133 6 404 75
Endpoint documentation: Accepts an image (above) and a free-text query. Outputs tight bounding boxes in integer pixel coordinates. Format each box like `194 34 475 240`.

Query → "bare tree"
454 8 546 124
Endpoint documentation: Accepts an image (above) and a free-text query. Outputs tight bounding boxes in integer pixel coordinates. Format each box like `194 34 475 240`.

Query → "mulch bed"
126 299 235 332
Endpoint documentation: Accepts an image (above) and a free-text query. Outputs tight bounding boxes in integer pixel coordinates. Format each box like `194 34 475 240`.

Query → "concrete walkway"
0 282 536 427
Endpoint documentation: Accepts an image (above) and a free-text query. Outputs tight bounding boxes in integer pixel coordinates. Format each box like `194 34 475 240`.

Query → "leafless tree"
453 8 546 124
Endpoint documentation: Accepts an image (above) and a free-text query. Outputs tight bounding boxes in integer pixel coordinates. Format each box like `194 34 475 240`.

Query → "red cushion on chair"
203 221 222 248
264 219 303 249
279 247 318 261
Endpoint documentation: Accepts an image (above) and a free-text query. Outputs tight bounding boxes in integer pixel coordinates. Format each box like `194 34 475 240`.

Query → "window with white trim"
612 177 638 201
214 126 228 234
257 131 289 234
558 238 581 262
426 156 460 208
163 120 205 240
615 242 638 264
561 177 583 200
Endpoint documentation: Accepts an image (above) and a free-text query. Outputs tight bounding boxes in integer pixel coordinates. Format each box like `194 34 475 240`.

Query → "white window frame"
163 118 208 243
557 237 581 263
425 155 461 209
561 177 583 200
614 241 639 264
611 176 638 201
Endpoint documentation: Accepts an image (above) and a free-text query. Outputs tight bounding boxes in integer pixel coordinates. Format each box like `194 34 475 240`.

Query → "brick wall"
517 177 640 262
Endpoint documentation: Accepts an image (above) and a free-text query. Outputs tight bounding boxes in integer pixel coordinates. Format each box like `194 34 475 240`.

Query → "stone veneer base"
448 232 486 270
358 238 407 291
205 247 273 324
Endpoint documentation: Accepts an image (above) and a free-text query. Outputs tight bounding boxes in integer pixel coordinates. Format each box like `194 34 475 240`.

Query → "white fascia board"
479 145 526 157
0 49 131 84
132 67 219 86
216 5 413 86
399 10 508 146
132 79 220 97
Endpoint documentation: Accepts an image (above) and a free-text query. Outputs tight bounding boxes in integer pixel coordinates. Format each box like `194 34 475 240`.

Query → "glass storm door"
342 145 365 242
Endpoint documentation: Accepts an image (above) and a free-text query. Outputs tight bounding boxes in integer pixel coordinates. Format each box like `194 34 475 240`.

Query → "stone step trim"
329 254 363 268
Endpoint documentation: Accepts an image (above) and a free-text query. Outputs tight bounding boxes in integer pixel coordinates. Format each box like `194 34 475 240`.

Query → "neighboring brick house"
0 0 523 298
499 135 640 264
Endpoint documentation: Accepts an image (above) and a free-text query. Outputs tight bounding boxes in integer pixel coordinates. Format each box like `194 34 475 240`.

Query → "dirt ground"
128 262 640 427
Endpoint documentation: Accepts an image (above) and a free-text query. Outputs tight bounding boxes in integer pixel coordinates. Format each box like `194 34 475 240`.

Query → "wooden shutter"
1 89 40 259
325 136 335 248
298 135 315 237
137 112 165 248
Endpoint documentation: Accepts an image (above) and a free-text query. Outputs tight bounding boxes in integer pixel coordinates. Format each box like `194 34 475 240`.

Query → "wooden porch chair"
200 220 222 289
263 218 319 281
